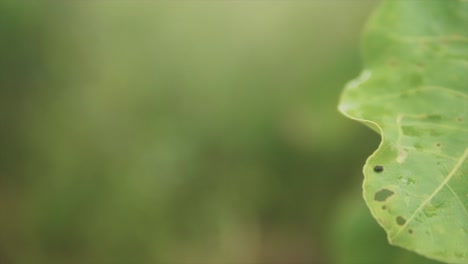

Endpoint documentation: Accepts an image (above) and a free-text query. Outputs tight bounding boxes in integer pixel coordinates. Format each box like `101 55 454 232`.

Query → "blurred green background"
0 1 442 264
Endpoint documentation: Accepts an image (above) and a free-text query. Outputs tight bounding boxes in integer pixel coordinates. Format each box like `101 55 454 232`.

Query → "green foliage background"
0 1 443 263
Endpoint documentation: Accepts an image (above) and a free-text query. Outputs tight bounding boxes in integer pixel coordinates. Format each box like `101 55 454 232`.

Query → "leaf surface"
339 0 468 263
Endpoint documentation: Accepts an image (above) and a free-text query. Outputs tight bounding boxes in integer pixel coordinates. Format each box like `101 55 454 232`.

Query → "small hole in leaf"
374 189 394 202
374 165 384 173
396 216 406 226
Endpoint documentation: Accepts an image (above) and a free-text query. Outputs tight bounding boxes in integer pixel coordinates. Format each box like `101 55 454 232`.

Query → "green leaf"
338 0 468 263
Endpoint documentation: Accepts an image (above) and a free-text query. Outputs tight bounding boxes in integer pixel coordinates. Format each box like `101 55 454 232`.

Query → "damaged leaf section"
374 189 394 202
396 216 406 226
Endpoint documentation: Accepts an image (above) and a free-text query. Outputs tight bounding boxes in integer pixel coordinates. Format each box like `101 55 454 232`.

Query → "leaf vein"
390 147 468 241
446 183 468 217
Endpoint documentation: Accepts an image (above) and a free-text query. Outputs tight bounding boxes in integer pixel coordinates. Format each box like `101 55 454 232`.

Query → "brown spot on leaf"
419 41 428 51
396 216 406 226
388 58 398 67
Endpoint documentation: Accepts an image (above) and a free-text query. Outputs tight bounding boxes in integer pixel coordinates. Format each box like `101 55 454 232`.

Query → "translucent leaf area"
339 0 468 263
